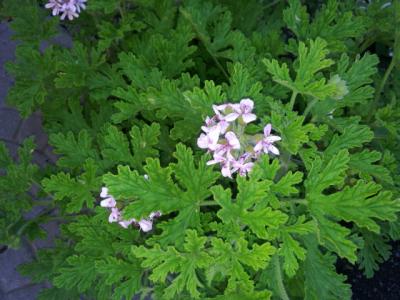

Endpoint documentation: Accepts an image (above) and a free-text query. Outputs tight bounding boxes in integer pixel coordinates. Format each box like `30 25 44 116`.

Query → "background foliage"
0 0 399 299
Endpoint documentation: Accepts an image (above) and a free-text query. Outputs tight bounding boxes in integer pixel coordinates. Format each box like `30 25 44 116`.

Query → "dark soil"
337 241 400 300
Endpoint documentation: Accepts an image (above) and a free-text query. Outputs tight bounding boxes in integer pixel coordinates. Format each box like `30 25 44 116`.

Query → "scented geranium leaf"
86 0 120 14
336 53 379 107
282 0 309 38
295 38 334 86
130 123 160 170
2 0 58 46
305 149 349 195
208 237 275 294
319 181 399 233
5 46 56 116
264 38 336 99
318 217 359 263
95 256 142 298
42 159 101 213
305 150 359 261
275 216 315 277
349 150 393 184
111 86 144 124
101 124 134 166
358 231 391 278
116 52 164 91
212 177 288 239
104 162 181 219
135 24 197 78
133 230 212 299
88 64 126 102
172 144 219 199
54 42 105 89
271 171 303 196
154 78 221 141
180 0 255 65
49 130 99 169
284 0 366 52
151 144 218 246
270 111 315 154
324 124 374 159
224 63 263 104
304 236 352 300
280 232 306 277
53 255 97 293
250 156 280 181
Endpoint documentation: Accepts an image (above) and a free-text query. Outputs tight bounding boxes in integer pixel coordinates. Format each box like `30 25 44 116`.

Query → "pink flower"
149 211 162 220
75 0 87 13
254 124 281 155
45 0 62 16
108 207 121 223
60 1 79 20
232 154 254 176
224 99 257 123
214 131 240 157
118 218 136 229
100 197 116 208
138 219 153 232
100 187 116 208
45 0 87 20
197 126 221 150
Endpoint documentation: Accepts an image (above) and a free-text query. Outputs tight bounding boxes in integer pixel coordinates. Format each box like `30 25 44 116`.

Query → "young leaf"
208 237 275 294
49 130 99 169
133 230 212 299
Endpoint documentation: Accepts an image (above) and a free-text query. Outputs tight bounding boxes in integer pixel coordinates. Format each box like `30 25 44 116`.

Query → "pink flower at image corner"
197 98 281 178
45 0 87 20
99 186 162 232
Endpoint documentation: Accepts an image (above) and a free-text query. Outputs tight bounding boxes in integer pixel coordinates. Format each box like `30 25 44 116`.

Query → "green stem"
273 254 290 300
200 201 220 207
367 57 396 122
288 91 298 111
303 98 317 119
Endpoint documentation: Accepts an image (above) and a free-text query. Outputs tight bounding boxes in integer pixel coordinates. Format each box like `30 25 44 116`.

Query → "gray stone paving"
0 21 60 300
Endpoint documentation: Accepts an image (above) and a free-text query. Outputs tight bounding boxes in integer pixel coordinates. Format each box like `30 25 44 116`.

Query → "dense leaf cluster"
1 0 400 299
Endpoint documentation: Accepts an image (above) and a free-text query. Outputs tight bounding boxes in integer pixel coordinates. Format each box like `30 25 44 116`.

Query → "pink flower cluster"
45 0 87 20
198 98 281 177
100 187 161 232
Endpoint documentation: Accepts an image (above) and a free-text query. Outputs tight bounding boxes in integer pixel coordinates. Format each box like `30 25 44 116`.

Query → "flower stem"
367 58 396 122
303 98 317 119
273 254 290 300
288 91 298 111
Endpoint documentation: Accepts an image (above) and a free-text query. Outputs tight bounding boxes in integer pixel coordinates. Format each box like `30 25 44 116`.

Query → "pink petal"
254 142 263 152
224 112 240 122
138 219 153 232
100 187 109 198
268 145 280 155
239 98 254 113
225 131 240 149
242 113 256 123
100 197 116 208
264 124 272 136
265 135 281 143
197 133 209 149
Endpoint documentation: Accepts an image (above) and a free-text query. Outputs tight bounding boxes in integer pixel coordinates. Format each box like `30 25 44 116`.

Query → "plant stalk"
273 254 290 300
288 91 298 111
